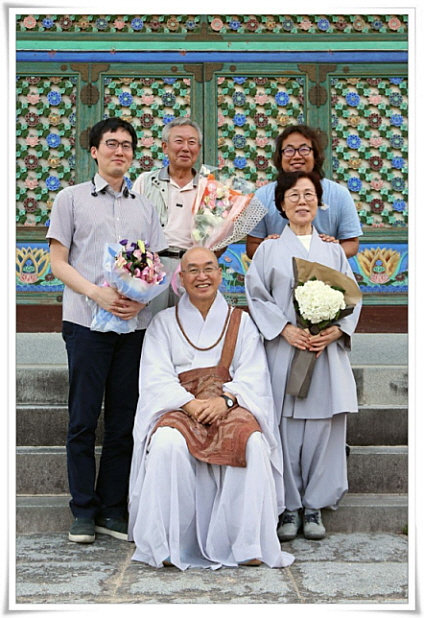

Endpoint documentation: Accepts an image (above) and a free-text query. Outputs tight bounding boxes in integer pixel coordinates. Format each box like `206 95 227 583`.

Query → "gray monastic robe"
245 225 361 422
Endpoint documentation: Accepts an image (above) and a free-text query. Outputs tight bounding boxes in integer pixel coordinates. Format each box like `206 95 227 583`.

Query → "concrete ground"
13 531 409 607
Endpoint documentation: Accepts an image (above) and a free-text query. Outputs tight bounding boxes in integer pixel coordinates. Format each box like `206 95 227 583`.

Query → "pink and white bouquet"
89 239 171 333
191 166 267 250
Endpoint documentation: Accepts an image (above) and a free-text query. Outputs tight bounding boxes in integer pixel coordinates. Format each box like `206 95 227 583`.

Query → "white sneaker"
277 510 302 541
303 508 326 540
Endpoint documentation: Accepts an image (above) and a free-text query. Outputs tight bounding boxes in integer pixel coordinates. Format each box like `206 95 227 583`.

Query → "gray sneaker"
303 508 326 540
68 518 95 543
277 510 302 541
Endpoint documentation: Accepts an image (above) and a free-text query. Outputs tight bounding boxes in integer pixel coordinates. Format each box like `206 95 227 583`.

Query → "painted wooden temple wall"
15 13 409 331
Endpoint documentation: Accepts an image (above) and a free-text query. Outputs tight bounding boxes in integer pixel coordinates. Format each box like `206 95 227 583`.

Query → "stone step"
321 494 408 534
16 366 69 405
15 493 408 535
16 332 408 366
16 404 408 447
353 366 408 406
17 405 104 446
347 405 408 446
16 446 100 495
16 365 408 407
16 445 408 495
347 446 407 494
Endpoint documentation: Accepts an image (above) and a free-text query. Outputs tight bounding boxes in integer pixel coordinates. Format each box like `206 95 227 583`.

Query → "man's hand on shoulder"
319 233 339 244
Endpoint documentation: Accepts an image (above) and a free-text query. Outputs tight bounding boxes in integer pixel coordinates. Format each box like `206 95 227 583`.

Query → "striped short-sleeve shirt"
46 173 168 330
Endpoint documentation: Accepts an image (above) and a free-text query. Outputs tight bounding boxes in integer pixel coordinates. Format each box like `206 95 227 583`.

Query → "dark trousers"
62 321 144 520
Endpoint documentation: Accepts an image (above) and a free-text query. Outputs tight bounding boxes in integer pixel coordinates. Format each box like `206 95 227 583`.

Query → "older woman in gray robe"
245 170 361 541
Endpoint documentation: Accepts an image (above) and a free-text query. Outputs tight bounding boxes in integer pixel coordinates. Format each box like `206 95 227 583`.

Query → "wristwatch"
220 394 235 409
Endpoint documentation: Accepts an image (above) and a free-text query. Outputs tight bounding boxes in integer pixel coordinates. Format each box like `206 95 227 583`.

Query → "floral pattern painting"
103 76 192 183
16 14 407 35
207 14 407 34
218 244 252 305
217 75 304 187
16 243 63 292
350 244 408 293
217 241 408 304
15 15 409 306
331 77 408 228
16 75 77 227
17 240 408 299
17 14 201 33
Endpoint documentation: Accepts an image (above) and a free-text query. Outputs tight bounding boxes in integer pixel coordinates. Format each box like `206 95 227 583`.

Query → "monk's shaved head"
181 247 219 271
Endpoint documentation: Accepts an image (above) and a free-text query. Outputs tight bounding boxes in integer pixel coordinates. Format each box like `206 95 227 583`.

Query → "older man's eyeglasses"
181 266 220 277
101 139 133 152
281 145 313 158
285 191 317 204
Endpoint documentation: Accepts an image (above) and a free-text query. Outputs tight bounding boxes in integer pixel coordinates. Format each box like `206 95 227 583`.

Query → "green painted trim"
360 230 408 243
16 228 51 242
16 39 408 52
361 295 408 306
16 228 408 245
16 294 63 305
190 61 408 75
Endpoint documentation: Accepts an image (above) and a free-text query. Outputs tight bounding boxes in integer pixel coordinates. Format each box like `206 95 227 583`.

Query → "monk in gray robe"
245 171 361 541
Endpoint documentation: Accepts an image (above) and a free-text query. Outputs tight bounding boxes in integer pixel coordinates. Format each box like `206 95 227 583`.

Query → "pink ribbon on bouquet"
171 262 182 296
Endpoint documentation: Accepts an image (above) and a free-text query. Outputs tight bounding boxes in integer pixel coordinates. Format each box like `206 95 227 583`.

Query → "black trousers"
62 321 144 519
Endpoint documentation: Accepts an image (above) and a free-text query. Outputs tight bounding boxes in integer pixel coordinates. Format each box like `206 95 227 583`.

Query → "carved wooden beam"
80 83 99 106
91 63 110 82
298 63 337 108
79 127 91 150
70 63 90 82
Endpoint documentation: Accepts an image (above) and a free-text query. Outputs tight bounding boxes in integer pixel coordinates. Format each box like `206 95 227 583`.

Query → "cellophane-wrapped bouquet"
88 240 171 334
286 257 362 398
191 166 267 250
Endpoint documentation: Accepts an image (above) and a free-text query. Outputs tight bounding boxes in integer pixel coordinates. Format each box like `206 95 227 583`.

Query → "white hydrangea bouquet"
294 279 346 332
286 257 362 398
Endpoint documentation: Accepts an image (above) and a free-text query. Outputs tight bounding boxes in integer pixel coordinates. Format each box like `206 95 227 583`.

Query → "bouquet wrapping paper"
286 257 362 398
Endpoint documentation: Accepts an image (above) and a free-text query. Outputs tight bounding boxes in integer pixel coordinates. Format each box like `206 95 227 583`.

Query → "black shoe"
95 517 128 541
68 518 95 543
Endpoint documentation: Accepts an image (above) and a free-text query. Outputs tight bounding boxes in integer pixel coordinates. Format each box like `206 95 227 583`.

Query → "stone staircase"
16 332 408 534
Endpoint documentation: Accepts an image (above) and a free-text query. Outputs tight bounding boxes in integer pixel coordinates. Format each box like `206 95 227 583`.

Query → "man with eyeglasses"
47 118 167 544
132 117 204 313
246 125 362 259
127 247 294 570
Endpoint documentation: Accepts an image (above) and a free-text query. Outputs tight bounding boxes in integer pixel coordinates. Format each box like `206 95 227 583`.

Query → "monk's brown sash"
152 307 261 467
